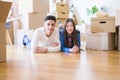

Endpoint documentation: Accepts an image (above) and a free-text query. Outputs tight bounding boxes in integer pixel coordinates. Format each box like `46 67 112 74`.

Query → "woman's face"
65 22 74 34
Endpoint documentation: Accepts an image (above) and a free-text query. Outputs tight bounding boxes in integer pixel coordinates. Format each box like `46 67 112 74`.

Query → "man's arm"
35 47 48 53
47 29 61 52
31 29 41 53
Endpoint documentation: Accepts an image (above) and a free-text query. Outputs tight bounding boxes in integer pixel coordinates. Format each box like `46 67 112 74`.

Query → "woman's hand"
71 45 79 53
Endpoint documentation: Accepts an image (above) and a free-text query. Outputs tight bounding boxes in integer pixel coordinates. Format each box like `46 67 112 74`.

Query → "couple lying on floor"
23 15 80 53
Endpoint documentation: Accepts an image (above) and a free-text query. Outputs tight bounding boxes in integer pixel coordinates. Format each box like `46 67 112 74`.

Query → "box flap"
0 1 12 23
91 17 115 21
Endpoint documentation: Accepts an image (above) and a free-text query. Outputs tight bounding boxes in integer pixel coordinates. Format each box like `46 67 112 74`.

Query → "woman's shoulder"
75 29 80 33
59 29 65 33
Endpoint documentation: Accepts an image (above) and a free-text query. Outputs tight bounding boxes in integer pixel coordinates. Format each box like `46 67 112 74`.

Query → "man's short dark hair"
44 15 56 22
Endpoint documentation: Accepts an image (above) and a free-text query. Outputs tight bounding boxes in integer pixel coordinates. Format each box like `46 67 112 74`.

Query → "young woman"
59 18 81 53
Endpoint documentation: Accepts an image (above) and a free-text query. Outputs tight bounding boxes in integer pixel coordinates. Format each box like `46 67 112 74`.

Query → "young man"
31 15 60 53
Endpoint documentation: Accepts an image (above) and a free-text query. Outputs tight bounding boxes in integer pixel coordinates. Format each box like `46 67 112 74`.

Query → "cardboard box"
19 0 49 14
20 12 47 29
55 3 69 12
0 28 6 44
91 17 115 33
49 0 69 13
87 32 115 50
56 0 69 3
55 11 69 19
0 44 6 62
0 1 12 62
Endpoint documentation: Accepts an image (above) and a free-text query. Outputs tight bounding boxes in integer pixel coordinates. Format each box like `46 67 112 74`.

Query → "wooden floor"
0 45 120 80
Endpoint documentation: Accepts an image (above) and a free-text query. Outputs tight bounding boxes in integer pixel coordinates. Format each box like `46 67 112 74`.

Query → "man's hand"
51 42 59 47
35 47 47 53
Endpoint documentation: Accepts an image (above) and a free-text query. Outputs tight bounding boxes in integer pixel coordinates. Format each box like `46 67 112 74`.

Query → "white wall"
70 0 120 25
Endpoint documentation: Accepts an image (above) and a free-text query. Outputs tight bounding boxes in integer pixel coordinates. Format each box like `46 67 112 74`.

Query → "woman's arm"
60 30 71 52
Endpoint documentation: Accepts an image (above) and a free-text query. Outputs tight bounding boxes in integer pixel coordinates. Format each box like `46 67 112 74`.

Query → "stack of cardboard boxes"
87 17 116 50
16 0 49 46
0 1 12 62
19 0 49 29
50 0 69 27
55 2 69 27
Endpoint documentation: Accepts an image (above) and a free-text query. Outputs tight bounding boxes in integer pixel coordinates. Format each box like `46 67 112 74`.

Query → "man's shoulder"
33 27 44 35
35 27 44 32
54 27 59 33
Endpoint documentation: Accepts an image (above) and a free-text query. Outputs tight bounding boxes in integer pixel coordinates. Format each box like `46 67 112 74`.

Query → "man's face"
44 20 56 36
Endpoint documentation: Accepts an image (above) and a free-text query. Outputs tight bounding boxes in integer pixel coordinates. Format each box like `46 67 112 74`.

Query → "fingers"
71 46 79 53
36 47 47 53
52 42 59 47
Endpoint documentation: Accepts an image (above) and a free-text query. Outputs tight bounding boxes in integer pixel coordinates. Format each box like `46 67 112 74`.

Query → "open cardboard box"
91 17 115 33
0 1 12 62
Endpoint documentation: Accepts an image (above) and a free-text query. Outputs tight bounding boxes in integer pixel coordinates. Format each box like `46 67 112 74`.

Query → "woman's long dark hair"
63 18 79 47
